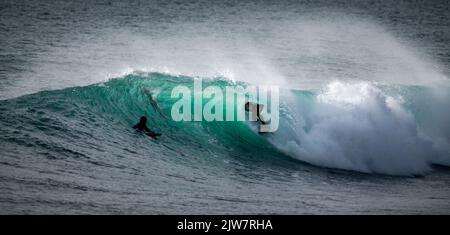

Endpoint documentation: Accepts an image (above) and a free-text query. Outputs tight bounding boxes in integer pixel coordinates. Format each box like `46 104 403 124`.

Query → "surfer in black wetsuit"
133 116 162 139
245 102 267 125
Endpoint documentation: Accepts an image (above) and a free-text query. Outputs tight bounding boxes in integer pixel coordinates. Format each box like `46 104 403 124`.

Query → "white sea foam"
269 81 449 176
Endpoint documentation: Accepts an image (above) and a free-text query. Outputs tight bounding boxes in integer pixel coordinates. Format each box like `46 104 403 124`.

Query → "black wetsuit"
133 118 161 139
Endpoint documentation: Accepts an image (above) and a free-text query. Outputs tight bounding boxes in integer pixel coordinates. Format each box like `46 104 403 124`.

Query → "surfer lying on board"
133 116 162 139
245 101 267 125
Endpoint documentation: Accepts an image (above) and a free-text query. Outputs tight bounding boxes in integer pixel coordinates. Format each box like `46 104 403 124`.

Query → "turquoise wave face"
1 72 449 176
0 73 288 173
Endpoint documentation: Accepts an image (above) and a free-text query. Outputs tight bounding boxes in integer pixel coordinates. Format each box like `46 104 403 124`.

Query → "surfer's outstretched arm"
146 131 162 139
143 126 162 139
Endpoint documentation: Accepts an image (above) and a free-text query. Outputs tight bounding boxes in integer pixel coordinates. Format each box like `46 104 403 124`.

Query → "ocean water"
1 0 450 214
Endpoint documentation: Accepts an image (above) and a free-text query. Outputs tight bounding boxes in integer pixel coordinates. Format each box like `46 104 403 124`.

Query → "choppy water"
1 0 450 214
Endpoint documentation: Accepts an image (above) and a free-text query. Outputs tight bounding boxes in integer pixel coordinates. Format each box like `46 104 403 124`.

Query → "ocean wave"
0 72 449 176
